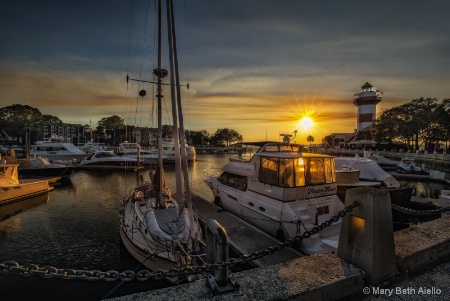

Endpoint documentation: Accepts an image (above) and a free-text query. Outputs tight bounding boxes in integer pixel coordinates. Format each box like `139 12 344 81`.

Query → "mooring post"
205 219 239 295
337 186 397 285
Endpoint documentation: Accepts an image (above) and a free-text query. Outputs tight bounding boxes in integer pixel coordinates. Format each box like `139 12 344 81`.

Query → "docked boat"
0 193 49 221
204 141 344 254
335 167 381 202
78 150 142 170
397 157 424 174
30 136 87 163
117 142 162 165
161 139 196 163
17 156 74 179
437 190 450 214
1 159 53 206
119 0 205 283
368 153 399 170
334 154 400 188
79 142 107 154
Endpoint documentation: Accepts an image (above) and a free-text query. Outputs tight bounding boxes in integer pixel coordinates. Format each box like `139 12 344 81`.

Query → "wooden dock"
191 195 302 267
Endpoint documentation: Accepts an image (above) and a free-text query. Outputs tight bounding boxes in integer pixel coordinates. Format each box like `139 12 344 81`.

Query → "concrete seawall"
108 189 450 301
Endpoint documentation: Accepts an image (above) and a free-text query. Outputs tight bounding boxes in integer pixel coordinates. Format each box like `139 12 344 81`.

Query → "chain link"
391 203 450 215
0 201 359 281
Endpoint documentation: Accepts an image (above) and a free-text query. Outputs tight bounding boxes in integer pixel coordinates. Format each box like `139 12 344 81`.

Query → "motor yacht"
30 136 87 163
204 141 344 254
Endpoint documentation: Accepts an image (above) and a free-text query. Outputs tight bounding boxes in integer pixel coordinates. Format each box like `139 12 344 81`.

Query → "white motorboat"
368 153 399 169
334 154 400 188
161 140 196 163
117 142 162 165
204 141 344 254
78 151 142 170
119 0 205 283
30 136 87 163
335 167 381 202
1 159 53 206
397 157 424 174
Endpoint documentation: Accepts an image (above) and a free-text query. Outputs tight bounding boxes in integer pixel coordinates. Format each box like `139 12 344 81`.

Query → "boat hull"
1 179 52 206
19 166 74 178
205 176 343 254
119 198 183 282
30 153 87 163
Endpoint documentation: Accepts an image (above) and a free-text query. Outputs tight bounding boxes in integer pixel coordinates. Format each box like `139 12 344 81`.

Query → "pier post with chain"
205 219 239 295
337 186 397 285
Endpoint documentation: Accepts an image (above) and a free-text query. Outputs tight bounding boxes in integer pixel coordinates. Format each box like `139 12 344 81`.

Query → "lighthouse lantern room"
353 82 382 131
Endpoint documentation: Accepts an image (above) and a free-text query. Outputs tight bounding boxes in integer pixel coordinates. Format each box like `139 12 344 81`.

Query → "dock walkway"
191 195 302 267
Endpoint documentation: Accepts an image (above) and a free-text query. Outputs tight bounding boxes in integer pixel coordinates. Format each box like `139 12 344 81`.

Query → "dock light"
348 215 365 245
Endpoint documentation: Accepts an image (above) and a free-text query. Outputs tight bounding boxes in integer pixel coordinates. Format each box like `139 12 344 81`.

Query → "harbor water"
0 154 448 301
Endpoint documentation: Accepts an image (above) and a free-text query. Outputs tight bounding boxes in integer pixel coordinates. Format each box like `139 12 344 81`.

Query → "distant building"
325 133 355 149
43 123 85 145
132 127 158 146
353 82 382 131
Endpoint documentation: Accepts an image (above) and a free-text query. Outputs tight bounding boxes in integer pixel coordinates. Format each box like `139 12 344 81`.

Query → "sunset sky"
1 0 450 144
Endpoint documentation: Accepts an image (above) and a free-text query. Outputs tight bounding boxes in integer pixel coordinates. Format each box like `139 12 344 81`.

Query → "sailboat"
119 0 205 282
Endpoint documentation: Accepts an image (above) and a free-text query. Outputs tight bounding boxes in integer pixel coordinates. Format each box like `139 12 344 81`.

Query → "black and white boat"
78 151 142 170
18 156 74 179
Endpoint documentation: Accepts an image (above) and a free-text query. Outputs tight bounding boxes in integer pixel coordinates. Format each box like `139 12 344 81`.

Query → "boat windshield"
259 156 335 187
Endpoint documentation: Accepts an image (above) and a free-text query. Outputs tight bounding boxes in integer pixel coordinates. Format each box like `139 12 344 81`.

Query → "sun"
299 117 314 130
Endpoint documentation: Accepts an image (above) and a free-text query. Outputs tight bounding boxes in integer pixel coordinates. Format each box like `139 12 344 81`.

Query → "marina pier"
107 187 450 301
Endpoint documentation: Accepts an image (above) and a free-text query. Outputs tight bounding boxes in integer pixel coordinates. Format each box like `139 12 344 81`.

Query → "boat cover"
334 157 400 188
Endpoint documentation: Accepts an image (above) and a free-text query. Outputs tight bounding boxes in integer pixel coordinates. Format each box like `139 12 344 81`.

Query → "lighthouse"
353 82 382 131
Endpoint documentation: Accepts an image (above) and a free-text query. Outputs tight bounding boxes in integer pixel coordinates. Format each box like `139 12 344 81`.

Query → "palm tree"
307 135 314 147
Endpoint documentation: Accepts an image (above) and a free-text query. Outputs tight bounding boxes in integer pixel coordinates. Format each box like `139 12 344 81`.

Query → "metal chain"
0 201 359 281
391 203 450 215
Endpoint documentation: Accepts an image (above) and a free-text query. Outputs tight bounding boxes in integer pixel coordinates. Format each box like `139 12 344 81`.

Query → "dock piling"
205 219 239 295
337 186 397 285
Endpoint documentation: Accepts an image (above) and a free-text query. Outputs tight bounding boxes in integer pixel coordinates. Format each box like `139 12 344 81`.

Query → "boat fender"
214 196 222 207
276 227 284 241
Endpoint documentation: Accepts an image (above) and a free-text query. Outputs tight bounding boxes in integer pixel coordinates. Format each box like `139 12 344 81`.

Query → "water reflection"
0 154 448 300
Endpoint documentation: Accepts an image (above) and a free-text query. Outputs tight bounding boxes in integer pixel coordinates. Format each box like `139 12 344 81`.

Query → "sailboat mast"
166 0 183 209
155 0 164 206
168 0 194 223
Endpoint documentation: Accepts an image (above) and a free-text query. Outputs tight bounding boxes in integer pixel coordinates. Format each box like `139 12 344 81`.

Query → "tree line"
0 104 243 147
366 97 450 152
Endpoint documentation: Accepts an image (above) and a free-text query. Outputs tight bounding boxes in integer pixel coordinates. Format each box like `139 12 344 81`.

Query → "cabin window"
316 205 329 216
259 156 335 187
308 158 325 184
324 158 336 183
279 158 294 187
259 157 279 186
218 172 247 191
295 158 306 186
